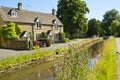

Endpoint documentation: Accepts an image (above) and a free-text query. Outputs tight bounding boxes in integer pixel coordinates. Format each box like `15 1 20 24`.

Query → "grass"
0 50 55 70
90 37 117 80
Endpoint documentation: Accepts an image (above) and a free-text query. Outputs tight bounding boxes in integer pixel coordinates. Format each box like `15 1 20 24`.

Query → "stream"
0 42 103 80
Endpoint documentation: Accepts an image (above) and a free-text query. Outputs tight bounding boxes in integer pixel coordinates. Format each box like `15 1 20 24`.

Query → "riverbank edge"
89 37 117 80
0 38 103 74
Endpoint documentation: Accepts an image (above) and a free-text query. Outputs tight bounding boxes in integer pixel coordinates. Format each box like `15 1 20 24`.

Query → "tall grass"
90 37 117 80
55 46 90 80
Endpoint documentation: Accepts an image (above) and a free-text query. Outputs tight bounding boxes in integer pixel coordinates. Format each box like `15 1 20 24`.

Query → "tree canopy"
87 18 101 37
57 0 89 38
1 22 22 40
109 20 120 36
101 9 120 35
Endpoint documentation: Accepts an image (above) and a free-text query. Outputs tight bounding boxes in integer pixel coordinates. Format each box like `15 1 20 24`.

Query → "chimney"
52 8 56 15
18 3 22 10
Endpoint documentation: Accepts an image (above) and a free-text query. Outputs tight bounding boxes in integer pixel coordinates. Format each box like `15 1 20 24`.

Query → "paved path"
0 39 82 59
116 38 120 80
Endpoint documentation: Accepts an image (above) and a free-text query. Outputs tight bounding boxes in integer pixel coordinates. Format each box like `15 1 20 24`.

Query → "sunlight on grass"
90 37 117 80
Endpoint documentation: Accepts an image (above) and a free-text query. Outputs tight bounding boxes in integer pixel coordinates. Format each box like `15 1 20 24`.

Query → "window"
35 18 41 28
11 10 17 17
52 19 58 29
54 34 59 41
36 33 41 40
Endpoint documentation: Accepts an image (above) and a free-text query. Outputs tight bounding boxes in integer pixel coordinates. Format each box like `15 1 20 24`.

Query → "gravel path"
0 39 82 59
116 38 120 80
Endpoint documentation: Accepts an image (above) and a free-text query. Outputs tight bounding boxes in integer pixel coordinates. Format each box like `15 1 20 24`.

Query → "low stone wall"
6 40 29 50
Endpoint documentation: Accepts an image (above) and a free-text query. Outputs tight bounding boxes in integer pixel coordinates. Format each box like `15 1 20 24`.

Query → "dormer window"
11 10 17 17
52 19 58 29
35 17 41 28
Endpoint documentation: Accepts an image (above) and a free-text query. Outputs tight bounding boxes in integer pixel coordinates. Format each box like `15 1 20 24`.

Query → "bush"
59 32 65 42
32 45 40 50
41 32 47 38
64 38 70 43
34 40 41 47
45 39 51 47
29 40 33 50
37 38 51 47
8 35 19 40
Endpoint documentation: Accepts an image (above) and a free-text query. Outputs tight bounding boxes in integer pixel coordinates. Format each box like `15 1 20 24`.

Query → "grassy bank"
0 50 55 71
90 37 117 80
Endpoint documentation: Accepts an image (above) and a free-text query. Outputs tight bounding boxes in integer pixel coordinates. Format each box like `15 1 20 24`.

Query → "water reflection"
0 61 57 80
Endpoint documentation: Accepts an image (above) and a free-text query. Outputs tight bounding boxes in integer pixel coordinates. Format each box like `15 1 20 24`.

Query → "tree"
15 25 22 35
57 0 89 39
87 18 101 37
1 22 16 40
101 9 120 35
1 22 22 40
110 20 120 36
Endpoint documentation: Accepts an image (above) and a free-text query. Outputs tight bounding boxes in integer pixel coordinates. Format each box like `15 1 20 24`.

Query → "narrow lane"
0 39 82 59
116 38 120 80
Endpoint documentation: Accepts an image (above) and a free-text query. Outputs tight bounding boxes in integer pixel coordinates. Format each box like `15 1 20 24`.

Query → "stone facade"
0 3 64 48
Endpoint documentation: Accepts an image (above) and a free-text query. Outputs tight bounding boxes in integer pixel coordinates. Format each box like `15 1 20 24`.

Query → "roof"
20 31 30 38
0 6 63 26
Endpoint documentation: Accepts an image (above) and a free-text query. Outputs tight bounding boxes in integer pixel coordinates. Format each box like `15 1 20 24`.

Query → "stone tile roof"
0 6 63 26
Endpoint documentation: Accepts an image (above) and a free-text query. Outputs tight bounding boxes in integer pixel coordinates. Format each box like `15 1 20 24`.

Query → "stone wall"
6 40 29 50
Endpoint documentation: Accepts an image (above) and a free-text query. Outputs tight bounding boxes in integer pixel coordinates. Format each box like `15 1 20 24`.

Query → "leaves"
57 0 89 38
1 21 22 40
101 9 120 35
87 18 101 37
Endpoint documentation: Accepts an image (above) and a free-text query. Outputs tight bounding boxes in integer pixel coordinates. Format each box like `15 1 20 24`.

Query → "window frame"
36 33 41 40
53 19 58 30
35 18 41 29
11 10 17 17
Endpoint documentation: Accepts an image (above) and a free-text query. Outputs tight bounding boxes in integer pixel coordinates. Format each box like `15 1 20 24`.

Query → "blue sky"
0 0 120 21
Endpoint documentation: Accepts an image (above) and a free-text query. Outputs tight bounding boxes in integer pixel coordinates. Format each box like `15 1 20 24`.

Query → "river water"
0 42 103 80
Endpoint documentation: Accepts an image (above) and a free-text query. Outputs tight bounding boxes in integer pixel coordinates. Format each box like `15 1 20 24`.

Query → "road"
0 39 82 59
116 38 120 80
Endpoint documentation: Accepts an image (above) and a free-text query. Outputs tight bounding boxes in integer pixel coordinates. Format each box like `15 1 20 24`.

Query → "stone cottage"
0 3 63 47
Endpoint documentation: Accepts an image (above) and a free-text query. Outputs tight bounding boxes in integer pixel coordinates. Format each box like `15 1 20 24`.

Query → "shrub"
64 38 70 43
59 32 65 43
34 40 41 47
28 40 33 50
41 32 47 38
37 38 51 47
8 35 19 40
32 45 40 50
45 39 51 47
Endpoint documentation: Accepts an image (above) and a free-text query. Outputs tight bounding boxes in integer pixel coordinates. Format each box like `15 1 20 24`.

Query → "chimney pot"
18 3 22 10
52 8 56 15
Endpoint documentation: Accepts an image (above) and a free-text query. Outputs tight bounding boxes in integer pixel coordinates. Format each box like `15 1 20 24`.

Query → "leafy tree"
57 0 89 39
1 22 16 40
87 18 101 37
110 20 120 36
15 25 22 35
101 9 120 35
1 22 22 40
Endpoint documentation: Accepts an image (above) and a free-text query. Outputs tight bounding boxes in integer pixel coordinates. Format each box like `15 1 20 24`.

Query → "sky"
0 0 120 21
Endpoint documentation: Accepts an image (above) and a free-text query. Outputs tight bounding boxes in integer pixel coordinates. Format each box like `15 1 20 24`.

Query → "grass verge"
90 37 117 80
0 50 55 70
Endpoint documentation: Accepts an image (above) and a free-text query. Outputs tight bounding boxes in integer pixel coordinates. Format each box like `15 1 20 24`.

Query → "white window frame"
53 19 58 30
36 18 41 29
11 10 17 17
